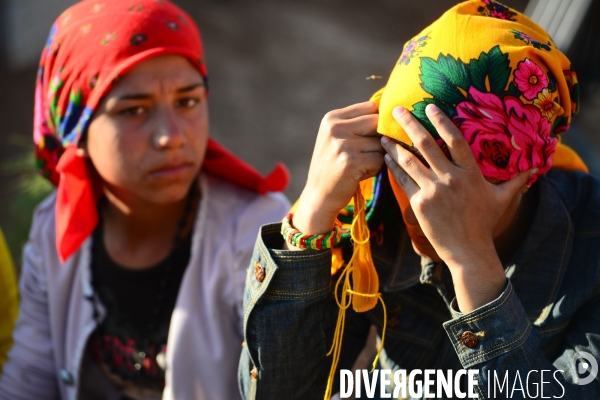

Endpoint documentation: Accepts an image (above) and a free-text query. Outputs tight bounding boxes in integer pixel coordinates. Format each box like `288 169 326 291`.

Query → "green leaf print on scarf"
419 55 469 104
467 45 510 94
412 45 512 137
411 99 456 140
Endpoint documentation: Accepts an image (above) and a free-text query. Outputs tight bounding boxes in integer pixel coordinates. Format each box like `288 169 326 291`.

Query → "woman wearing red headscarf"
0 1 290 399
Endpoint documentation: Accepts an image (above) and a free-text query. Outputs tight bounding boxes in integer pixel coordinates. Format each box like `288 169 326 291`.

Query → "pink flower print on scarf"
514 58 548 100
453 87 556 183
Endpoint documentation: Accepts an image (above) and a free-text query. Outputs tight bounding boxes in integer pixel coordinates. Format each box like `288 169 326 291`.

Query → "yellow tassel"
323 189 387 400
331 247 345 275
349 189 379 312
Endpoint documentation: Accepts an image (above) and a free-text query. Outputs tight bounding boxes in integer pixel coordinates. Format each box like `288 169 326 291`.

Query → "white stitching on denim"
456 322 532 366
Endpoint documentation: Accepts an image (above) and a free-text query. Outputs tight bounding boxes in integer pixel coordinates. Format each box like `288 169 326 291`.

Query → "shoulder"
198 173 291 270
202 173 291 227
28 191 58 245
544 169 600 234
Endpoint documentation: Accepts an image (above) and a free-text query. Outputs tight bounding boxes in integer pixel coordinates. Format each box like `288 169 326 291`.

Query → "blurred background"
1 0 599 267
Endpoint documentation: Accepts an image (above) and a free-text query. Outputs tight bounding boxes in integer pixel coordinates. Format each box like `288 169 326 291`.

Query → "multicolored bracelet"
281 212 342 250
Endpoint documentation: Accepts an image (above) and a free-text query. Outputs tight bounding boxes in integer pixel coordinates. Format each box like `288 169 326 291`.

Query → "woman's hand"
290 102 384 244
381 104 534 311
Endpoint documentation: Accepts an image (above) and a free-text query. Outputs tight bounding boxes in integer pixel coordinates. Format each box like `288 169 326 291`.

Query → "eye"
119 106 146 116
177 97 200 109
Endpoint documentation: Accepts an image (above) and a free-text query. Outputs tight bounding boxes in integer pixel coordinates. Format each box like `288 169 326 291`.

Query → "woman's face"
84 54 208 205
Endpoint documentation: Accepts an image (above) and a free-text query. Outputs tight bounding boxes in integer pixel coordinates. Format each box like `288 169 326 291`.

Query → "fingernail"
393 106 406 116
381 136 390 144
425 104 440 115
384 153 392 163
529 168 539 176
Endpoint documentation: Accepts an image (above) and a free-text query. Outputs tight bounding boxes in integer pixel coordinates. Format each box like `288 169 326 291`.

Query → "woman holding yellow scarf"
239 1 599 399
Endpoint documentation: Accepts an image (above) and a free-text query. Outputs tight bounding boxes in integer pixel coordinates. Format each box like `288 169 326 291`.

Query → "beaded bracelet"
281 212 342 250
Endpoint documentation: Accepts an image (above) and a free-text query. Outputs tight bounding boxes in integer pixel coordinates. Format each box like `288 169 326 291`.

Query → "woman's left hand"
381 104 535 312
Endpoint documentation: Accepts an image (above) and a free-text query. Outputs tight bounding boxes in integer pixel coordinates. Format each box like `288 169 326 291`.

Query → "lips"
149 161 194 178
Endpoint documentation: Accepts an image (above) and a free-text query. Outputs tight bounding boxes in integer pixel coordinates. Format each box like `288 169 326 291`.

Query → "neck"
99 185 193 269
493 184 538 265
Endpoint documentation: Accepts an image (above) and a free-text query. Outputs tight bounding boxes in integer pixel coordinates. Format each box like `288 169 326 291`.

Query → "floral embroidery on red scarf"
101 32 116 45
166 21 179 31
92 3 105 13
130 33 147 46
81 24 92 36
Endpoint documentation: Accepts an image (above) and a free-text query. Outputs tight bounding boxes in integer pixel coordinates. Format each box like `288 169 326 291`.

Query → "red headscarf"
34 0 289 262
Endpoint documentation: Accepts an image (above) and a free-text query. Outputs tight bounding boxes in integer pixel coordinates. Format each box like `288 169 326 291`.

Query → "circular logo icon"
573 351 598 386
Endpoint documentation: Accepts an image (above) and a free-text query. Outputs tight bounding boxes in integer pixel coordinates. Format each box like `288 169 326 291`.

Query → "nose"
153 106 186 149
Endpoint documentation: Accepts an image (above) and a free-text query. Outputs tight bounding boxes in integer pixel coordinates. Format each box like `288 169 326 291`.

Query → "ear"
76 141 89 158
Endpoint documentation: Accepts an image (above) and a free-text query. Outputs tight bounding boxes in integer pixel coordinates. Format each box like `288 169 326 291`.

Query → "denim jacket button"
460 331 478 348
60 369 75 385
254 262 265 282
251 367 258 380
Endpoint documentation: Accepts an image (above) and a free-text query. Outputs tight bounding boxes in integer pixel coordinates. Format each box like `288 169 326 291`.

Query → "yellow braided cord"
323 190 387 399
323 272 388 398
324 265 353 399
346 290 387 373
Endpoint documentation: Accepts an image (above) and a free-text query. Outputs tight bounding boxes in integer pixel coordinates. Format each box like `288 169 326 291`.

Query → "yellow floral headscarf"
372 0 586 178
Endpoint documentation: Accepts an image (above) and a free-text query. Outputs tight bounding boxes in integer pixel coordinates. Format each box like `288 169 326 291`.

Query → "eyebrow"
177 82 205 93
116 82 205 101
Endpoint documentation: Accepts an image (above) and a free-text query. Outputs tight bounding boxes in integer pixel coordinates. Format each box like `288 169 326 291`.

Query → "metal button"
254 262 265 282
60 369 74 385
251 367 258 380
460 331 478 348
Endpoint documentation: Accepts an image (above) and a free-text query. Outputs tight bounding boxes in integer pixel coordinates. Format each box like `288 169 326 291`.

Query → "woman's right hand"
287 101 384 247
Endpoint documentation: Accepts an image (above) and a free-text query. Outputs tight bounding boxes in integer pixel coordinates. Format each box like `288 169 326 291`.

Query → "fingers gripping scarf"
35 0 289 263
325 1 587 397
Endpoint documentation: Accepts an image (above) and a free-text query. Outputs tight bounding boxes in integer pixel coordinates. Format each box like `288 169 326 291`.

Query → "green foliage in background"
1 135 53 271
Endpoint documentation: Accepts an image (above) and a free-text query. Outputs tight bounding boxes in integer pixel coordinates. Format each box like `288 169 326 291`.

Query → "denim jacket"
238 169 600 399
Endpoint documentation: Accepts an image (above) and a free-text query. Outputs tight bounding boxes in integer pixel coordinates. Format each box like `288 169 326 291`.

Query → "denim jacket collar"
506 175 574 326
380 175 573 327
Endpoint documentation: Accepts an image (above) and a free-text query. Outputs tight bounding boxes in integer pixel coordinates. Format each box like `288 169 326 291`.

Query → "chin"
145 179 197 205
